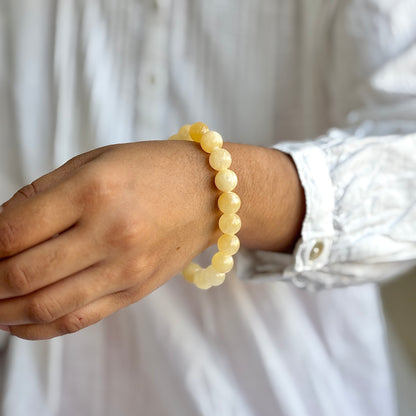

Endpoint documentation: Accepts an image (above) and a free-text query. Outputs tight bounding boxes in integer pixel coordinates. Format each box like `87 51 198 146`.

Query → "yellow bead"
209 148 232 171
204 265 226 286
218 192 241 214
189 122 209 143
178 124 192 140
219 213 241 234
212 252 234 273
182 262 201 283
200 131 223 153
193 269 212 290
169 134 183 141
215 169 237 192
217 234 240 255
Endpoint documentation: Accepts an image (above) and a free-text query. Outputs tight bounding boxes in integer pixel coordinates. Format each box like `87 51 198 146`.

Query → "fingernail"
0 325 10 332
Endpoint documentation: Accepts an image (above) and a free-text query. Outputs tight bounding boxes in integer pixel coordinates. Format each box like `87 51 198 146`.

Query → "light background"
382 268 416 415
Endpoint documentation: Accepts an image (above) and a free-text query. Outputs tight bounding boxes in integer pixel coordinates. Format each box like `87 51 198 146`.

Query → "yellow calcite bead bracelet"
168 122 241 289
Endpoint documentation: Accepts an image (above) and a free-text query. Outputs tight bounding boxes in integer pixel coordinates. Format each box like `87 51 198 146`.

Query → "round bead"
219 213 241 234
209 148 232 171
212 252 234 273
200 131 223 153
218 192 241 214
193 269 212 290
169 134 182 141
182 262 201 283
217 234 240 255
178 124 191 140
173 122 241 288
204 265 226 286
189 122 209 143
215 169 237 192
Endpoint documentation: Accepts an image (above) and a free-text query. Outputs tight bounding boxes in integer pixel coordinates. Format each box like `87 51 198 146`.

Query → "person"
0 1 415 415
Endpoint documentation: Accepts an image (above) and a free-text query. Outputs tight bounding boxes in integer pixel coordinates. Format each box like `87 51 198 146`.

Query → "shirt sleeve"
237 1 416 289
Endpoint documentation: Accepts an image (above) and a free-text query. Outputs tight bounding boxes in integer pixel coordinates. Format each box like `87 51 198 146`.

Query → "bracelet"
168 122 241 289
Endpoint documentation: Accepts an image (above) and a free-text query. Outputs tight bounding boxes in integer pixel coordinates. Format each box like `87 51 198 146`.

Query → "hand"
0 140 305 340
0 141 220 339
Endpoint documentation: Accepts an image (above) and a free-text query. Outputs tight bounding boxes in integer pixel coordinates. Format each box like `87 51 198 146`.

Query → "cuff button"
309 241 324 261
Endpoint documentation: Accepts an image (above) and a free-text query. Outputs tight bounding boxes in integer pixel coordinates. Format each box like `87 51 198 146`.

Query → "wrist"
177 139 306 253
223 143 305 252
167 122 305 288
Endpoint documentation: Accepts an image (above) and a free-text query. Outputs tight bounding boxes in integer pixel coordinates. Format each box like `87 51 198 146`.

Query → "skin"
0 140 305 340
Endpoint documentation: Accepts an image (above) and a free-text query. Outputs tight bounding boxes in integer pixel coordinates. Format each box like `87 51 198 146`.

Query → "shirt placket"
135 0 171 139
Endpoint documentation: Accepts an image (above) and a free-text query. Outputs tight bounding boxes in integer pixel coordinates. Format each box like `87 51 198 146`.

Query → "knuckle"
116 255 155 290
59 313 87 335
78 168 116 206
116 222 139 247
124 256 150 280
105 217 142 250
0 221 19 256
27 298 58 324
118 265 141 288
15 183 37 200
4 263 31 295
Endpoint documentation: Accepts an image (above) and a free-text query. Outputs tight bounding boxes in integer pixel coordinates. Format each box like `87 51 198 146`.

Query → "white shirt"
0 1 415 415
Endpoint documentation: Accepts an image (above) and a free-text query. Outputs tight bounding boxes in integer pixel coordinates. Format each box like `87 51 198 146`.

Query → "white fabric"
1 0 415 415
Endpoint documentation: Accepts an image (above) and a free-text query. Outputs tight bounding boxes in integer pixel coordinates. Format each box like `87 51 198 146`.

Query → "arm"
239 1 416 289
0 140 305 340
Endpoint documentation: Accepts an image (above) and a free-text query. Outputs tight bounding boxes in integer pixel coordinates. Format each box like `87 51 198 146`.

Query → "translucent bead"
217 234 240 255
218 192 241 214
200 131 223 153
182 262 201 283
219 213 241 234
178 124 191 140
215 169 237 192
169 134 182 141
189 122 209 143
212 252 234 273
204 265 226 286
209 148 232 171
193 269 212 290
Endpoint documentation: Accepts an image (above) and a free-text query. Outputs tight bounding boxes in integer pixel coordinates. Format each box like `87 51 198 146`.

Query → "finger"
8 290 133 340
0 225 104 299
0 178 82 258
0 263 128 325
1 147 108 209
8 266 169 340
